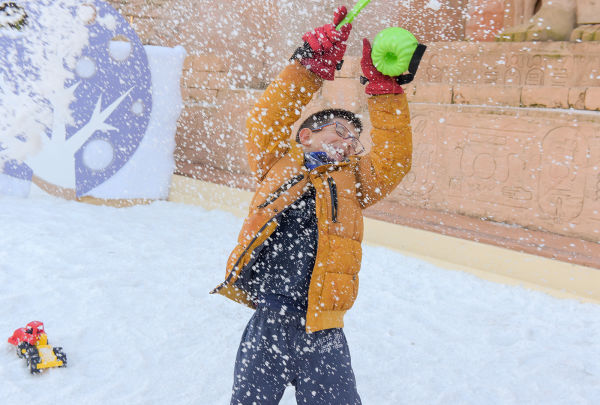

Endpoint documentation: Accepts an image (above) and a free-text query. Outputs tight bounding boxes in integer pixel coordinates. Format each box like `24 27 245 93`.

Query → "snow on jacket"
211 61 412 333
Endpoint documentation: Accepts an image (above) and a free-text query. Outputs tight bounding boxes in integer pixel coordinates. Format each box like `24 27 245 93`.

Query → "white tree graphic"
23 85 132 189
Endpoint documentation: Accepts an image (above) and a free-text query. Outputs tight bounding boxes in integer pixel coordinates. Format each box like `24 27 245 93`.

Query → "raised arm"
355 37 424 208
355 93 412 208
246 63 321 181
246 6 353 181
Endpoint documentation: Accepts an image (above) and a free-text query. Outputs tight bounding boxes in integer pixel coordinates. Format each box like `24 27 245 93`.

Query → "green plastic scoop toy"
335 0 372 30
334 0 425 78
371 27 419 76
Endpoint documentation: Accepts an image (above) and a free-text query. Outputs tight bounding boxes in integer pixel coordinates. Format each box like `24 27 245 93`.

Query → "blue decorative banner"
0 0 152 197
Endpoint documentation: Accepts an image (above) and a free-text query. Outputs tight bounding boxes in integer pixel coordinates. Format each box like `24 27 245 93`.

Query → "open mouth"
322 144 346 162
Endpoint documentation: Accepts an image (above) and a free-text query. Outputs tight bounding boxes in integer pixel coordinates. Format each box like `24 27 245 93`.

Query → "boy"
211 5 423 404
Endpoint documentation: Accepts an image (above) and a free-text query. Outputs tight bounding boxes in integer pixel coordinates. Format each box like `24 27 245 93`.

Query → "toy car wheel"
16 342 31 358
24 345 36 361
27 348 41 374
53 347 67 367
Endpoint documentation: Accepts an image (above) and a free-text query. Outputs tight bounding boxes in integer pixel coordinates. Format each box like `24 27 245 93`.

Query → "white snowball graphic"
75 56 97 78
109 38 132 62
82 138 114 170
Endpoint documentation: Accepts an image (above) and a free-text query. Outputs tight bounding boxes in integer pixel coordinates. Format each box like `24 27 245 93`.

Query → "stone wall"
408 42 600 109
107 1 600 269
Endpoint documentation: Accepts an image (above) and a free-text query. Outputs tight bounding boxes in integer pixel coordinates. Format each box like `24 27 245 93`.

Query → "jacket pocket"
319 272 358 311
258 174 305 208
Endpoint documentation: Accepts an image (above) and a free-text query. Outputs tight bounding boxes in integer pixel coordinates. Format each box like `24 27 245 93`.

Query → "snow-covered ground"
2 195 600 404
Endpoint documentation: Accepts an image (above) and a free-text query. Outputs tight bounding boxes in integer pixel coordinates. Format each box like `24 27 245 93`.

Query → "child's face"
299 118 361 161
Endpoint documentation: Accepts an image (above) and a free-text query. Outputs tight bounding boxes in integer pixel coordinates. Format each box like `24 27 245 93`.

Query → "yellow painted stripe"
168 174 600 305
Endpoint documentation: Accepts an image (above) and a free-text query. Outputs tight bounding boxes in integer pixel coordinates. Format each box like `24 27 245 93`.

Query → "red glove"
295 6 352 81
360 38 404 95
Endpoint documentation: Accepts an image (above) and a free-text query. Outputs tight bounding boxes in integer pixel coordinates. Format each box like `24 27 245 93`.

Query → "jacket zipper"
258 174 305 208
210 215 280 294
327 177 338 223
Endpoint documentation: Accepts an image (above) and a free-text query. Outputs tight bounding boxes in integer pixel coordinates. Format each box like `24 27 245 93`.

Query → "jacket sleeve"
355 93 412 208
246 61 322 181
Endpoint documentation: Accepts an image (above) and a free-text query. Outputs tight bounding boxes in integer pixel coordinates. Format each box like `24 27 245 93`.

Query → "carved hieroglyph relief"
393 105 600 241
415 43 600 88
538 127 587 223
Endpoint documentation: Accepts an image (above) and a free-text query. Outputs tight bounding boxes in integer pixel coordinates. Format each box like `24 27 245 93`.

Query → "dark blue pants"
231 306 362 405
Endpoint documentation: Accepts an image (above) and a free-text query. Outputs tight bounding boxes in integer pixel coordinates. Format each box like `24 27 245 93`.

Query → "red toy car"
8 321 67 374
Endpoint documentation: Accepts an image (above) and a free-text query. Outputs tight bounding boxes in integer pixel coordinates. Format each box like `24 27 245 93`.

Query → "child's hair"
296 109 363 143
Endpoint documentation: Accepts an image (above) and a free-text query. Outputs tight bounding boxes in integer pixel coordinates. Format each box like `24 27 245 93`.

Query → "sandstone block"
403 84 417 102
183 71 229 90
210 90 258 170
585 87 600 110
453 85 521 106
464 0 504 42
128 17 156 45
183 56 193 71
176 146 208 165
215 89 258 114
120 5 168 20
181 88 219 106
321 78 363 112
412 83 453 104
577 1 600 25
175 106 216 150
335 57 360 78
191 55 226 72
521 86 569 108
176 122 246 173
400 0 466 41
106 0 145 18
568 87 587 110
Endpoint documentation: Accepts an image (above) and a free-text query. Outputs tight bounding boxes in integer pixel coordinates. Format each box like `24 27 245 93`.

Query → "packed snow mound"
1 196 600 404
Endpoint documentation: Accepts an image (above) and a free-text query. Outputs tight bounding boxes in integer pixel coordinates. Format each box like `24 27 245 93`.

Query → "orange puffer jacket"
211 61 412 333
